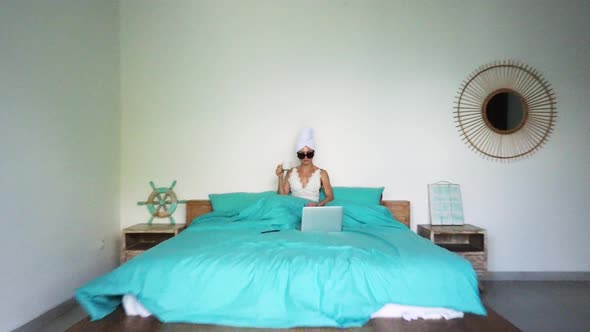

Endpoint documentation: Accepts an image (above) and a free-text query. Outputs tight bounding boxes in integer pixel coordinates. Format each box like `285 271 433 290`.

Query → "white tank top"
288 167 322 202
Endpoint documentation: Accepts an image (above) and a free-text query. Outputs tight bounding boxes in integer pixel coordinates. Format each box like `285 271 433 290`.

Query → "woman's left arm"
318 170 334 206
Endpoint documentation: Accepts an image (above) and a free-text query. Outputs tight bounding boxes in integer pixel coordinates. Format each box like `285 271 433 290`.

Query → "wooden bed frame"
185 199 411 228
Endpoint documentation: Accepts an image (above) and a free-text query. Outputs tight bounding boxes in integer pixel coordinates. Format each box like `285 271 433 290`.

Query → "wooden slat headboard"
186 200 411 228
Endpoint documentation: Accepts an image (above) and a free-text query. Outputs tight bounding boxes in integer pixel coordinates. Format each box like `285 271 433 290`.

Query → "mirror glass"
485 92 525 132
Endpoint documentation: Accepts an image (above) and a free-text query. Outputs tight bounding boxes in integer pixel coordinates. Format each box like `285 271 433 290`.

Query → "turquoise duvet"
75 195 486 328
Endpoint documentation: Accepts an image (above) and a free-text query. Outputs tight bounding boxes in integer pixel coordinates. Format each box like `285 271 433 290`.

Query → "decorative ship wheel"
137 180 186 224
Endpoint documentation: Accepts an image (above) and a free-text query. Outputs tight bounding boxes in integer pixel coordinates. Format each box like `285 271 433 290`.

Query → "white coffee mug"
281 161 293 171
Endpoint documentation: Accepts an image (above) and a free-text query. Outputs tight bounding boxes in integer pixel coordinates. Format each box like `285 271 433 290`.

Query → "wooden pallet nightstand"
120 223 185 264
417 224 487 277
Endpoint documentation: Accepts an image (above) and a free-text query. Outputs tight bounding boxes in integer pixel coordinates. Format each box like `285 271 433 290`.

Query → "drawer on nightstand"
125 233 174 249
417 224 488 277
120 223 186 265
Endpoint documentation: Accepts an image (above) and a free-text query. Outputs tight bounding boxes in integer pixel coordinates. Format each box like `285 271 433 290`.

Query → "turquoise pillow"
209 191 277 212
320 186 384 206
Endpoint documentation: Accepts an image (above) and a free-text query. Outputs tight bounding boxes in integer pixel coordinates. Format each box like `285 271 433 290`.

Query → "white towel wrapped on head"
296 127 315 152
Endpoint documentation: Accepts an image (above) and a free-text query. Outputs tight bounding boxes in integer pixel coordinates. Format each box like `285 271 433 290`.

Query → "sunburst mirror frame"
454 60 557 160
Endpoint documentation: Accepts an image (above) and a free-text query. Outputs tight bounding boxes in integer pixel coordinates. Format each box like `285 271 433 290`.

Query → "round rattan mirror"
454 61 557 160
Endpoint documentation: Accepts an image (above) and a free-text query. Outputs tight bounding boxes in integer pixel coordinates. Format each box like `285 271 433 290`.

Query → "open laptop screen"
300 206 343 232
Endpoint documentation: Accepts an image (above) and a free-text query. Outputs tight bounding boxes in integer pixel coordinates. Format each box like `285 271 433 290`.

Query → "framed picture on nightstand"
428 181 465 225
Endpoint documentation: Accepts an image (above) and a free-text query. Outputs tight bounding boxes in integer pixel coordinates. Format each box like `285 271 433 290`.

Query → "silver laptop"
301 206 343 232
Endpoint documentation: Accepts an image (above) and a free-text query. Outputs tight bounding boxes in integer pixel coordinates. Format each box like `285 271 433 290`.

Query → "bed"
75 192 486 328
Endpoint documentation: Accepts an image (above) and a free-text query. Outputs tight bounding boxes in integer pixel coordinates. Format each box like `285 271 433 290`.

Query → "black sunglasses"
297 151 315 159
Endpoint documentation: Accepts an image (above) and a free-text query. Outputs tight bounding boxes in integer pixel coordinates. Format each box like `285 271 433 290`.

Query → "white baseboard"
482 271 590 281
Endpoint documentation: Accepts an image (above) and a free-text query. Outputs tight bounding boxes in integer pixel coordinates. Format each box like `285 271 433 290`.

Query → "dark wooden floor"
66 305 521 332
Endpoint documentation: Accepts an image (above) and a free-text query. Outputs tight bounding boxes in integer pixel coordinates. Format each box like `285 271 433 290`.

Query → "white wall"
120 0 590 273
0 1 119 331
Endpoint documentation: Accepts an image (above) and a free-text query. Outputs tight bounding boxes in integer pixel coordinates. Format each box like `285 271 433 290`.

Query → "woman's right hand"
275 164 284 177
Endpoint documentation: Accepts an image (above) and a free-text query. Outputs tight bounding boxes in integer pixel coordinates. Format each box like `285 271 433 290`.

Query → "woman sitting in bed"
275 127 334 207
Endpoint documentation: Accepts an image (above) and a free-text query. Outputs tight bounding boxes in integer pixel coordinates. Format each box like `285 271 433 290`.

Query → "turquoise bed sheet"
75 195 486 328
